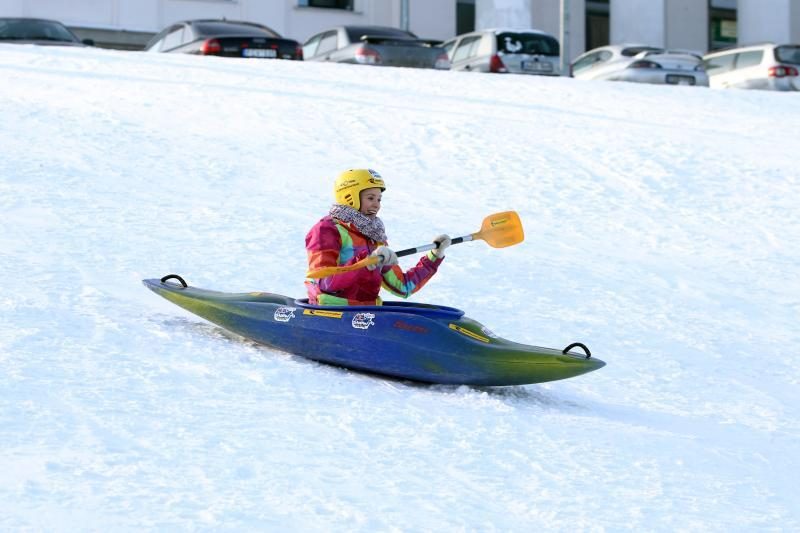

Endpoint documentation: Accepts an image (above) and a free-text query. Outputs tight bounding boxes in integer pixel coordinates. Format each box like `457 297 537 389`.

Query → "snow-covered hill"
1 43 799 530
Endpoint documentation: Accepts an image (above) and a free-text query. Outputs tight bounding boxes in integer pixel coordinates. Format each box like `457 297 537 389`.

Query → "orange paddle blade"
475 211 524 248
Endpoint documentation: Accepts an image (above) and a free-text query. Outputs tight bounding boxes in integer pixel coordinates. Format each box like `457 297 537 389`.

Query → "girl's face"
359 187 382 218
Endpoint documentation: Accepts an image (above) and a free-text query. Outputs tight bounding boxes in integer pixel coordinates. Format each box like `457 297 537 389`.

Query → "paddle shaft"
396 235 471 258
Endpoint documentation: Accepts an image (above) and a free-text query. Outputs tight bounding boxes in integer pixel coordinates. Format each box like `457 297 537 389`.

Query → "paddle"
306 211 524 279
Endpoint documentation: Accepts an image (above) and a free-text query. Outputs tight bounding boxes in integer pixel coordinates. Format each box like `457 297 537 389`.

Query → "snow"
1 43 799 530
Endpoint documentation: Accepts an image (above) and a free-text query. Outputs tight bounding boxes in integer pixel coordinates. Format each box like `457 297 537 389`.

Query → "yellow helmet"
333 168 386 211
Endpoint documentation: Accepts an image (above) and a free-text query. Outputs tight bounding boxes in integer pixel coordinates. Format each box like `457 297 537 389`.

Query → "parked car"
144 19 302 60
0 17 93 47
703 43 800 91
302 25 450 70
442 29 560 76
570 44 708 86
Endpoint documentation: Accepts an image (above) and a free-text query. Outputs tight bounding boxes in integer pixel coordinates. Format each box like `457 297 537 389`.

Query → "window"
496 32 559 57
456 0 475 35
571 50 611 75
585 0 609 51
735 50 763 69
0 19 78 42
303 33 322 58
704 52 735 74
709 0 736 51
452 36 480 62
161 26 185 51
298 0 353 9
621 46 662 57
442 39 456 59
775 45 800 65
316 31 338 55
194 22 280 38
346 26 414 42
571 52 600 75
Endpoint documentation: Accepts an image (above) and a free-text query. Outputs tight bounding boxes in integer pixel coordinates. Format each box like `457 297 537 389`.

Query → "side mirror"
82 38 95 46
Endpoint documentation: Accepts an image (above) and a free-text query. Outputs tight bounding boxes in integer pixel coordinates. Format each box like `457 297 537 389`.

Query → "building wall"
613 0 707 52
531 0 557 35
532 0 586 63
0 0 158 31
793 0 800 41
409 0 456 41
287 1 378 42
283 0 455 42
611 0 665 46
665 0 706 53
0 0 455 48
475 0 531 29
2 0 795 54
738 0 794 44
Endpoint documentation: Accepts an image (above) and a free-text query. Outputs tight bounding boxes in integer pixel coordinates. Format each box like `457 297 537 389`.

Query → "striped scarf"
329 204 387 243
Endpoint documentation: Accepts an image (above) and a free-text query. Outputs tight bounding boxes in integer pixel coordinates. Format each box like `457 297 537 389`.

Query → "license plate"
521 61 552 72
243 48 277 58
666 74 695 85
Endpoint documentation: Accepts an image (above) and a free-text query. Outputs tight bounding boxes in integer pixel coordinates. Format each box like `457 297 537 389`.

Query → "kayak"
143 275 605 386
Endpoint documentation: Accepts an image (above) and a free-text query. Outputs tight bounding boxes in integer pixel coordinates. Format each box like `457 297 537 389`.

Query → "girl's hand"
432 234 452 258
367 246 398 270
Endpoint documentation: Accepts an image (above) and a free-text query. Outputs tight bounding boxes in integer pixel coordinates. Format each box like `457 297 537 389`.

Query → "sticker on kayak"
449 323 490 343
352 312 375 330
303 309 343 319
393 320 428 334
273 306 296 322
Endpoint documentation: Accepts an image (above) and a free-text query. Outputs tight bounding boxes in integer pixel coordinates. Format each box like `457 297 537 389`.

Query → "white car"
703 43 800 91
570 44 708 86
442 28 561 76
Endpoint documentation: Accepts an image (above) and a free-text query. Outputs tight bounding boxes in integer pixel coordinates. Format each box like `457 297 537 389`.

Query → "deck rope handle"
562 342 591 359
160 274 188 288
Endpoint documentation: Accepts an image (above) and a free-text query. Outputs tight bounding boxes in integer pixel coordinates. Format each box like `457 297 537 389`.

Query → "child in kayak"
305 168 450 306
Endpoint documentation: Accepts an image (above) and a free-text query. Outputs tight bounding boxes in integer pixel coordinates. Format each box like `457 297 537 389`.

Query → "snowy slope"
1 43 799 531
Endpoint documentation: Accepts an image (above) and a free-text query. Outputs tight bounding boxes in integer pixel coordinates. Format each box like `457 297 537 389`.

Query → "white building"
2 0 798 58
477 0 800 59
0 0 456 50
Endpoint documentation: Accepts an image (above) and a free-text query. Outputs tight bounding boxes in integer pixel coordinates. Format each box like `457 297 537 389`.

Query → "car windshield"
0 18 78 42
193 22 280 38
346 26 417 42
496 32 559 56
775 45 800 65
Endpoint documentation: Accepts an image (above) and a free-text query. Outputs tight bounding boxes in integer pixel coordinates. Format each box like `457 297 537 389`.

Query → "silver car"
703 43 800 91
570 44 708 86
302 25 450 70
443 29 561 76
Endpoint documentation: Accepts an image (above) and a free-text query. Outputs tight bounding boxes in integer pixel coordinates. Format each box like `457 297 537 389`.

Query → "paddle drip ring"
160 274 187 288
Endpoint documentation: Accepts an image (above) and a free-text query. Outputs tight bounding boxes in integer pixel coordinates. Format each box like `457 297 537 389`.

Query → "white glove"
432 234 451 258
367 246 398 270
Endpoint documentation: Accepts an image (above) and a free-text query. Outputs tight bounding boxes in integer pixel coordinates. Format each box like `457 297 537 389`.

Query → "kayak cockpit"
293 298 465 320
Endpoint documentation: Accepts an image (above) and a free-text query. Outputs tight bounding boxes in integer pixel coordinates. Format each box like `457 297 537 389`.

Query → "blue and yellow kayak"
143 275 605 386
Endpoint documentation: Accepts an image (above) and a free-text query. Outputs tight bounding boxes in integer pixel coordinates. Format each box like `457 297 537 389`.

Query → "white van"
703 43 800 91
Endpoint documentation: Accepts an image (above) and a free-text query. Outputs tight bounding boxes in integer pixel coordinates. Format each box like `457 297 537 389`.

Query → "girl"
305 168 450 306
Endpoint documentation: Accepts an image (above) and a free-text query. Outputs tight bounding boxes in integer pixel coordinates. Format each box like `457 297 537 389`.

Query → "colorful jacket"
305 215 443 306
